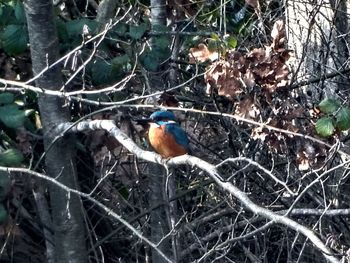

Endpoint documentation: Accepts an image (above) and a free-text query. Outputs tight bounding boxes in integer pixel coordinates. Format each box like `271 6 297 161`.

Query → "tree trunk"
148 0 173 262
287 0 350 207
24 1 87 262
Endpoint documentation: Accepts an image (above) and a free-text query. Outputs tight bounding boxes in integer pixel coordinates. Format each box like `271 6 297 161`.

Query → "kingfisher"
146 111 189 158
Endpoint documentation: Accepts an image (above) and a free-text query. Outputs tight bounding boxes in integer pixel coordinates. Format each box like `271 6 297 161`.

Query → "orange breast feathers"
148 124 188 158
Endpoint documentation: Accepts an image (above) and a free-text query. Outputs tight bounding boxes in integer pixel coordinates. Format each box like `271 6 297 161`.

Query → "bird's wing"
165 123 189 150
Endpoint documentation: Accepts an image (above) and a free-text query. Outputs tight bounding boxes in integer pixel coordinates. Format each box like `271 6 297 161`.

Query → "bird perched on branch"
146 111 189 158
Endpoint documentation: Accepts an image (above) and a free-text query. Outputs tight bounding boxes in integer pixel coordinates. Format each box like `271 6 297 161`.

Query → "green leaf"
65 18 98 38
210 33 220 41
226 36 237 49
207 39 219 51
0 203 8 224
91 60 113 85
0 148 24 166
140 50 160 71
56 18 69 42
14 0 25 23
153 35 171 50
0 5 16 27
0 104 26 128
111 23 128 36
0 171 10 201
90 58 124 85
0 24 28 55
0 92 14 105
315 117 335 137
318 98 340 114
336 107 350 130
128 23 148 40
111 54 129 67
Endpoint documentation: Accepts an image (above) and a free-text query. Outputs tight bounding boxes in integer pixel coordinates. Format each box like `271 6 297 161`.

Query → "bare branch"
52 119 340 263
0 167 173 263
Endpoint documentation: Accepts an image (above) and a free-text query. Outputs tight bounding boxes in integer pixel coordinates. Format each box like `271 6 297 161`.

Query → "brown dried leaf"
247 48 266 63
218 77 243 98
271 20 285 49
235 96 260 119
297 151 310 171
245 0 258 8
189 43 219 63
251 126 268 141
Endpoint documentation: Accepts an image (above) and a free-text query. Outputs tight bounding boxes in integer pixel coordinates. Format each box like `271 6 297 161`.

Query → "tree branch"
52 119 340 263
0 166 173 263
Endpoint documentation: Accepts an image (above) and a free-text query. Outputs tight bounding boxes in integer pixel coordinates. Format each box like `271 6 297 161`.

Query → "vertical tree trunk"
24 1 87 262
286 0 336 100
287 0 349 207
148 0 173 262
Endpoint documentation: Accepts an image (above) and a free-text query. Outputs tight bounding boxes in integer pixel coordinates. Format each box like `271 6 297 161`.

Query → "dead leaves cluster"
194 20 292 101
188 20 327 171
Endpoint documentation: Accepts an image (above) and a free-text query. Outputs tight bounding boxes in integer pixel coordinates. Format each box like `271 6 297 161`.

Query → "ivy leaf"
318 98 340 114
226 36 238 49
14 0 26 24
0 148 24 167
336 107 350 131
0 92 14 105
0 5 16 27
91 57 126 85
129 23 148 40
140 50 160 71
153 35 171 50
91 59 113 85
111 23 128 36
210 33 220 41
315 117 335 137
0 104 26 128
65 19 98 38
0 24 28 55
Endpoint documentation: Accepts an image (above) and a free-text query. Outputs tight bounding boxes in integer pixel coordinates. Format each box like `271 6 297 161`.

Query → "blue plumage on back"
164 123 189 150
148 111 190 157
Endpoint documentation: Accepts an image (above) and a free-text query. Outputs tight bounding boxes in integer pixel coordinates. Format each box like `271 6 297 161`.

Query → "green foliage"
316 98 350 137
14 0 25 23
0 92 14 104
0 23 28 55
65 18 99 38
0 148 24 166
0 1 28 55
0 4 16 26
128 22 148 40
318 98 340 114
206 33 238 56
139 24 171 71
226 36 238 49
315 117 335 137
0 104 26 129
90 55 130 85
336 107 350 130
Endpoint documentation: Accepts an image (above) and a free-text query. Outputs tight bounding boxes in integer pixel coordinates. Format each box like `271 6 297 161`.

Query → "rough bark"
24 1 87 262
148 0 173 262
96 0 118 25
287 0 350 208
287 0 338 101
